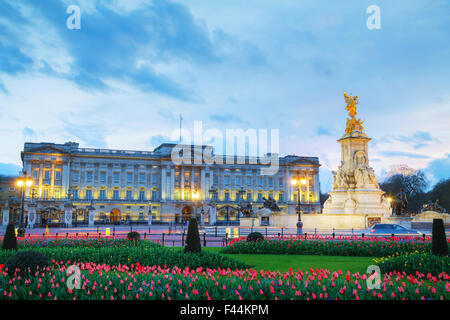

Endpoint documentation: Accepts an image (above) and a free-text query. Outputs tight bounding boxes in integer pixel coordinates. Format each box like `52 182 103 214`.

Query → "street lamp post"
16 171 33 237
291 177 307 235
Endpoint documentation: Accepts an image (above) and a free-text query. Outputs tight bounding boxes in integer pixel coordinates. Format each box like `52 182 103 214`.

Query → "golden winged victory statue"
343 90 364 135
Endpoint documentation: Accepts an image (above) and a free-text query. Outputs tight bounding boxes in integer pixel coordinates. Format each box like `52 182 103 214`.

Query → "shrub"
222 235 433 257
2 223 18 251
375 251 450 276
184 217 201 254
0 245 249 271
246 232 264 242
5 250 50 277
127 231 141 241
432 218 448 256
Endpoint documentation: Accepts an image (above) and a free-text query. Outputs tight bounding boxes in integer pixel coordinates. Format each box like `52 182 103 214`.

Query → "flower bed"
0 245 250 271
12 238 147 249
375 252 450 276
0 262 448 300
222 235 434 257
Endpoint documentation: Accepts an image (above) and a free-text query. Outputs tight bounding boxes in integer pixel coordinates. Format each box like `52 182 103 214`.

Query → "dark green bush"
5 250 50 277
375 252 449 276
432 218 448 256
184 217 201 254
246 232 264 242
2 223 18 251
127 231 141 241
0 245 250 270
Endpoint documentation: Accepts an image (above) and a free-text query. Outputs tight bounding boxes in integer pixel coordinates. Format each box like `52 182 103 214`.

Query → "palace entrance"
72 208 88 227
181 206 192 223
110 208 120 224
216 205 240 226
39 207 64 227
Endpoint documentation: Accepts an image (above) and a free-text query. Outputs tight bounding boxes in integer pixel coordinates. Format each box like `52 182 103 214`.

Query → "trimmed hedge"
5 250 50 277
184 217 201 253
127 231 141 241
374 251 450 276
0 245 250 270
246 232 264 242
2 224 18 251
222 237 433 257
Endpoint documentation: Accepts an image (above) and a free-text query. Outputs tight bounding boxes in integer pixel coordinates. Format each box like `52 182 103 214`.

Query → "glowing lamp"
301 179 307 185
291 178 297 186
105 228 110 236
16 180 24 187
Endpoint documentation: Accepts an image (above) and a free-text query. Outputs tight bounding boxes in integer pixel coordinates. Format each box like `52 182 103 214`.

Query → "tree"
184 217 201 254
2 223 18 251
427 178 450 213
380 170 429 213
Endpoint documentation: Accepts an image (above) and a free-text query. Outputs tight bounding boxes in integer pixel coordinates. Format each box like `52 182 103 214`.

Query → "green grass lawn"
202 247 374 274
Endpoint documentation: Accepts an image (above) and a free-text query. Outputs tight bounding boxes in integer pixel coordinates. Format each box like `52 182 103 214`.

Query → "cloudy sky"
0 0 449 192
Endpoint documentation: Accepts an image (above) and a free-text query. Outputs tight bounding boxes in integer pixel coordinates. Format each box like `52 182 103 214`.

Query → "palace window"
55 170 61 181
268 177 273 187
279 177 283 188
235 176 241 186
54 188 61 199
247 191 252 201
44 170 50 182
113 190 119 200
43 188 49 199
279 193 284 202
152 174 158 184
73 171 79 181
139 190 145 201
32 169 39 179
246 176 252 186
224 191 230 201
86 189 92 200
139 173 145 184
99 190 106 200
100 172 106 183
72 189 78 200
127 173 133 184
113 172 120 183
152 190 158 201
86 171 93 183
213 175 218 185
224 176 230 185
257 177 262 186
126 190 132 200
257 192 263 202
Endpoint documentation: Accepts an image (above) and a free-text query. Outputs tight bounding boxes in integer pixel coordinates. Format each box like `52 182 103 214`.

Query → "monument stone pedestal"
310 92 392 230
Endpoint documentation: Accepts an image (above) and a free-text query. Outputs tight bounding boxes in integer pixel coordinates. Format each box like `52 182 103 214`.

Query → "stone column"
200 207 205 225
2 203 9 226
180 166 185 200
62 160 70 198
147 205 152 226
170 166 175 200
161 166 167 201
87 203 96 227
201 167 206 200
64 202 73 227
27 202 37 228
50 162 55 199
209 206 216 226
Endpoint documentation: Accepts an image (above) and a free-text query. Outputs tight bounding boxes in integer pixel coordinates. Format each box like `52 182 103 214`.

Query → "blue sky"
0 0 449 192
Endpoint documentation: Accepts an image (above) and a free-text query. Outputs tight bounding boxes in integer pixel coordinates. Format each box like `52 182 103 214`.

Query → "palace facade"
9 141 321 227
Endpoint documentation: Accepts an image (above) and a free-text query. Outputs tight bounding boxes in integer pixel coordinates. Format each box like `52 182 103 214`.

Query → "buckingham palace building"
12 141 321 228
